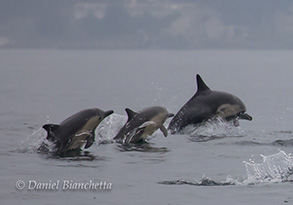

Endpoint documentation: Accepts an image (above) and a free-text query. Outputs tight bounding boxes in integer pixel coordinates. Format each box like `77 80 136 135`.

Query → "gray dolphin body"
114 106 174 144
42 108 113 155
168 74 252 134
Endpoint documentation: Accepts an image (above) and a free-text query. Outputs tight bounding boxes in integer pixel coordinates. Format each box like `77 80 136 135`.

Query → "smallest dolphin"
41 108 113 155
114 106 174 144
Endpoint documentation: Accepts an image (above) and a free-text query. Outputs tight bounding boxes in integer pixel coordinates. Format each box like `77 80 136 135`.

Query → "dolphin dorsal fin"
125 108 137 121
196 74 210 93
42 124 60 141
42 124 60 132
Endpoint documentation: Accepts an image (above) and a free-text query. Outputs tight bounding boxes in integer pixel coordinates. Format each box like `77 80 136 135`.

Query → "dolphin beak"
104 110 114 117
167 113 174 118
238 113 253 121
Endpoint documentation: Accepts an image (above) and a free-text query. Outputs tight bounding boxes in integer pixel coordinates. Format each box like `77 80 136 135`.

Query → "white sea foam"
96 113 127 144
184 117 245 140
16 127 52 153
160 150 293 186
243 150 293 184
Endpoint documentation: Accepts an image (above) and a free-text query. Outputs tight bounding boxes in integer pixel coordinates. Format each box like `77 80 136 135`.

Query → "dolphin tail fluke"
160 125 168 137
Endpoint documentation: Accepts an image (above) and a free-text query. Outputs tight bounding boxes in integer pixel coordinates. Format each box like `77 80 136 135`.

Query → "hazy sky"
1 0 293 49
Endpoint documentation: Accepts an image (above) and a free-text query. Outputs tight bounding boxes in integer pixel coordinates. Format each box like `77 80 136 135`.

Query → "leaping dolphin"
114 106 174 144
41 108 113 155
168 74 252 134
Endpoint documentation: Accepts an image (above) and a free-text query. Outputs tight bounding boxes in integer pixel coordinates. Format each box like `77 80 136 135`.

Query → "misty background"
1 0 293 49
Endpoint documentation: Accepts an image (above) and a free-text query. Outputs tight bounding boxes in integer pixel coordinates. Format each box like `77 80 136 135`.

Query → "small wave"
231 140 266 146
51 151 100 161
159 175 236 186
273 130 293 134
273 139 293 147
243 150 293 184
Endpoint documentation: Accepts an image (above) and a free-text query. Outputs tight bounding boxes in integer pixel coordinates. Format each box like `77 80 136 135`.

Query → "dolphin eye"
239 111 245 115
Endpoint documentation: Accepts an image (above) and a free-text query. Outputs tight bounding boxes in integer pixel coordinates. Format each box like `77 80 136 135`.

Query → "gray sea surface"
1 49 293 204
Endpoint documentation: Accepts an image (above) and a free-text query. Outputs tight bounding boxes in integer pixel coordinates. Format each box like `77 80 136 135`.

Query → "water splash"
16 127 54 153
185 117 245 141
96 113 126 144
160 150 293 186
243 150 293 184
97 113 166 145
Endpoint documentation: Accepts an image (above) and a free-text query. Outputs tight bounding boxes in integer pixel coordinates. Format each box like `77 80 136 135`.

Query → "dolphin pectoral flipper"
85 133 95 149
160 125 168 137
233 119 240 127
139 121 157 129
74 131 95 149
64 131 93 150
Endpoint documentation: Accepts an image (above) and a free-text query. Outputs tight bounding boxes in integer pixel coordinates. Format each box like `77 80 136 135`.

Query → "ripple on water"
115 142 169 153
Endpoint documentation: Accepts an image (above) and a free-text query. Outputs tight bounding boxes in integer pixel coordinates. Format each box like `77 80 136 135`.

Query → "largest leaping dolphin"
168 74 252 134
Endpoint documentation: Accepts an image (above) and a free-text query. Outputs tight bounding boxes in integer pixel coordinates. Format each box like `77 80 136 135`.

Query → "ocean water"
1 49 293 204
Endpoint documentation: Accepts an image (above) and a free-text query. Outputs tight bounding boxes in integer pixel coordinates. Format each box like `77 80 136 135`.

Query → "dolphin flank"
168 74 252 134
41 108 113 155
114 106 174 144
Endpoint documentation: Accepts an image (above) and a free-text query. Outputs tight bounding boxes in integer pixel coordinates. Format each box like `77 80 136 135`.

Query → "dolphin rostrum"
114 106 174 144
41 108 113 155
168 74 252 134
